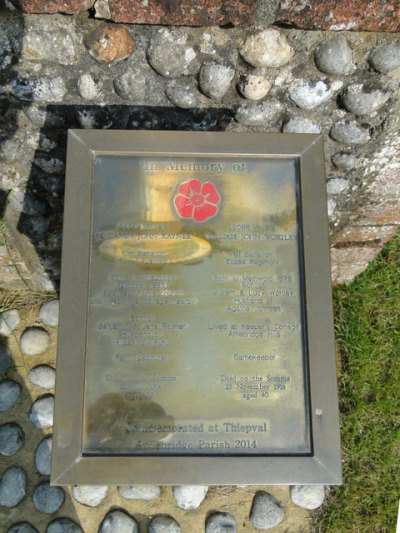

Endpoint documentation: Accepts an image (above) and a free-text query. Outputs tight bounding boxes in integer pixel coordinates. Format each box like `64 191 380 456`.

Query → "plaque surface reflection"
52 131 341 485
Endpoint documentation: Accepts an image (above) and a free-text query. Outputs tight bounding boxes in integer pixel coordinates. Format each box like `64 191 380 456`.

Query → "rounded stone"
99 510 138 533
0 309 20 336
113 70 146 101
282 117 321 134
330 119 371 144
238 75 271 101
10 76 67 103
314 36 355 75
119 485 160 500
0 379 21 412
199 61 235 100
289 79 343 110
22 29 77 66
332 152 357 170
8 523 38 533
250 491 284 530
327 178 349 195
72 485 108 507
369 43 400 73
20 327 50 355
0 423 24 456
240 29 294 68
173 485 208 510
0 466 26 507
235 100 283 127
28 365 56 389
29 395 54 429
149 515 181 533
35 436 52 475
342 83 390 116
290 484 325 509
39 300 59 327
206 512 237 533
33 482 65 513
77 74 103 100
46 518 83 533
0 344 12 372
165 84 200 109
85 26 134 64
147 28 196 78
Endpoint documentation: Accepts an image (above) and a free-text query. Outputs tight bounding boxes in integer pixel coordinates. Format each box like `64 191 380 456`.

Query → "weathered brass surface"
51 131 342 485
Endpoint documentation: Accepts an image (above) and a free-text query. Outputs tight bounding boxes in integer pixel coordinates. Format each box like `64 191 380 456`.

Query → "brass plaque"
52 131 341 485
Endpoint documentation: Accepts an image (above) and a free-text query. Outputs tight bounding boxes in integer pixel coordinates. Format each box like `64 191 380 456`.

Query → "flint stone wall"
0 12 399 291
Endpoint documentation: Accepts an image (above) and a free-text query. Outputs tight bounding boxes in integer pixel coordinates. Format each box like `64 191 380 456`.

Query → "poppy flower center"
190 193 204 206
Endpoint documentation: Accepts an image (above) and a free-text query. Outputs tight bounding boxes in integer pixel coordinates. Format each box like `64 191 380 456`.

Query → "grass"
314 233 400 533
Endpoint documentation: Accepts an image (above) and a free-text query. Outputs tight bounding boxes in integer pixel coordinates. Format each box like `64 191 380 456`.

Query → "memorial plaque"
51 131 342 485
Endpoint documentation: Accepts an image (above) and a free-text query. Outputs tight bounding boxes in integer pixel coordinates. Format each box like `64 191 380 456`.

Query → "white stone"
119 485 160 500
282 117 321 134
0 380 21 412
33 482 65 513
29 395 54 429
39 300 59 327
173 485 208 510
0 309 20 336
20 327 50 355
99 510 138 533
28 365 56 389
149 515 181 533
290 485 325 509
240 29 294 68
289 79 343 110
22 30 77 65
327 178 348 195
238 74 271 101
327 198 337 218
35 436 52 475
77 74 103 100
10 77 67 103
147 29 196 78
250 491 284 529
0 466 26 507
72 485 108 507
199 61 235 99
235 99 283 127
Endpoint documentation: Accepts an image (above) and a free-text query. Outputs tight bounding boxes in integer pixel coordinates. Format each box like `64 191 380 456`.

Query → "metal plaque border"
51 130 342 485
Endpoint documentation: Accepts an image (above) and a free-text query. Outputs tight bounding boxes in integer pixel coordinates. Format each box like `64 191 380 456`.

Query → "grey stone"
8 523 38 533
20 327 50 355
113 70 146 101
33 482 65 513
34 157 65 175
149 515 181 533
0 466 26 507
28 365 56 389
332 152 357 170
29 395 54 429
290 485 325 509
173 485 208 510
165 84 200 109
282 116 321 134
289 79 343 110
240 29 294 68
147 29 196 78
24 106 65 129
206 512 237 533
369 43 400 73
22 30 77 65
39 300 59 327
250 491 284 530
0 423 24 456
0 309 20 337
99 510 138 533
327 178 349 195
314 36 355 75
330 119 371 144
0 34 14 70
46 519 83 533
0 138 21 162
235 100 283 127
8 189 49 216
238 75 271 101
94 0 111 19
35 436 52 475
77 74 103 100
10 77 67 103
0 379 21 412
342 83 390 116
199 61 235 100
119 485 160 500
72 485 108 507
0 344 12 372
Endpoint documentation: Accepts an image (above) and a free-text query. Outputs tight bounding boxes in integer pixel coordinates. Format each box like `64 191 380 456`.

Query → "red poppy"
174 179 221 222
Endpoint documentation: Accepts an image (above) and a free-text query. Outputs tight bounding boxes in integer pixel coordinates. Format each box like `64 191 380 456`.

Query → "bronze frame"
51 130 342 485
